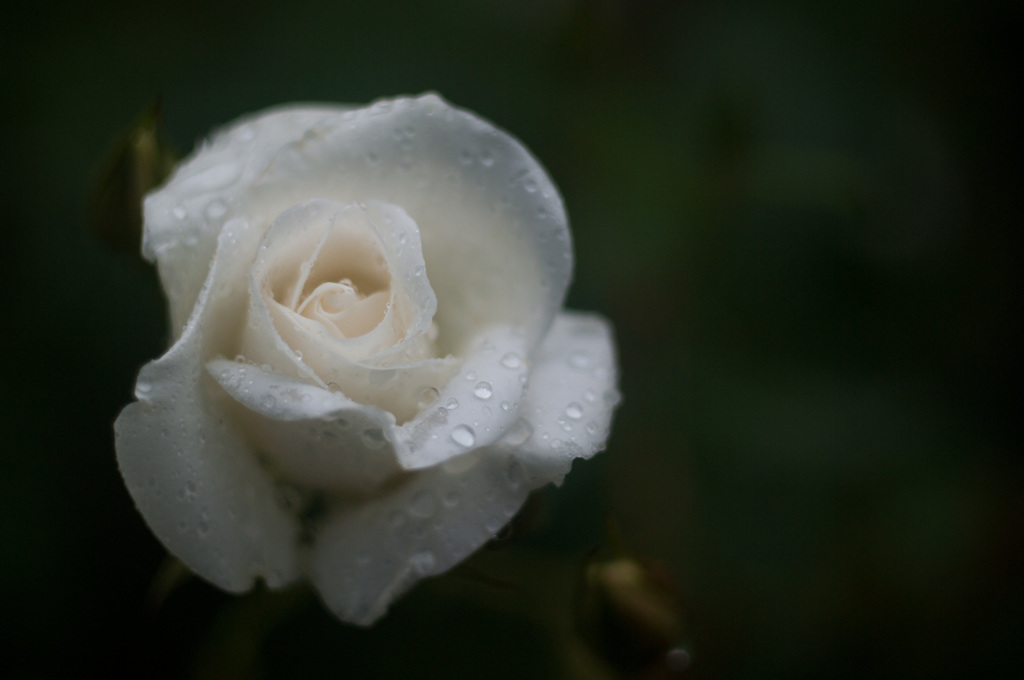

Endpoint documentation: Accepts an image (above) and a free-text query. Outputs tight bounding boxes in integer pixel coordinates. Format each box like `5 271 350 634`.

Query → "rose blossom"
115 93 619 625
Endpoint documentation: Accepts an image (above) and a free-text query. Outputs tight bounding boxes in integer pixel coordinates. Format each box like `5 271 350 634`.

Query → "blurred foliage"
1 0 1020 678
90 99 178 253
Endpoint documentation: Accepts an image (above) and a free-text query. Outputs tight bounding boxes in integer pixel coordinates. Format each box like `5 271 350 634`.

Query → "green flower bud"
91 99 177 254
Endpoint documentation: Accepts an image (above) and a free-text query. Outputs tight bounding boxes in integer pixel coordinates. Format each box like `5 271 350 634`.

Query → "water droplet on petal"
500 352 522 369
172 204 187 220
565 402 583 420
451 425 476 448
410 551 436 574
586 421 599 435
474 381 493 399
568 351 590 369
205 199 227 219
417 386 440 409
502 418 533 446
506 459 524 488
409 490 436 517
445 397 459 410
361 428 387 449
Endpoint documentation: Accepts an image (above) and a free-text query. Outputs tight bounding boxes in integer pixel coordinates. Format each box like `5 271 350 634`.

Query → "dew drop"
410 551 436 574
259 395 276 411
500 400 510 411
417 386 440 409
583 389 597 403
137 380 152 395
450 424 476 448
524 178 538 193
205 199 227 219
568 351 590 369
480 151 494 167
586 421 599 435
361 428 387 449
445 397 459 410
409 490 436 518
500 352 522 369
502 418 533 445
506 459 524 488
565 402 584 420
465 370 477 381
473 381 493 399
172 204 187 220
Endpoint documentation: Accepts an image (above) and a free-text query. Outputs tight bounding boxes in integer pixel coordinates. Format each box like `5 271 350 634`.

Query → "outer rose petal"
143 107 342 335
207 324 533 481
497 312 620 485
115 218 300 591
308 448 531 625
299 314 617 625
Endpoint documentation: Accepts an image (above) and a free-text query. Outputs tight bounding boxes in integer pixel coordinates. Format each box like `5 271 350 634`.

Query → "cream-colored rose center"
296 279 390 338
243 200 458 422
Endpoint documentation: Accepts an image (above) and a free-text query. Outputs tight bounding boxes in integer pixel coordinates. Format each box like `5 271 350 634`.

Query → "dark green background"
2 1 1020 678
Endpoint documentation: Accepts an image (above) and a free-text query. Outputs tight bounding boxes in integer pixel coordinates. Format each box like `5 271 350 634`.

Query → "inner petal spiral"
240 199 459 423
297 279 389 338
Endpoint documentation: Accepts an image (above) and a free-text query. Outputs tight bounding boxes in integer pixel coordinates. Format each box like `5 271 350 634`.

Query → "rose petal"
239 94 572 356
115 218 300 591
143 107 343 337
391 325 531 470
496 312 620 485
209 324 532 483
206 359 403 492
308 448 531 625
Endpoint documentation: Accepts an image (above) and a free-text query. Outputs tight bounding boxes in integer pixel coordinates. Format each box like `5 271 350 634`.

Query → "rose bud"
577 556 687 675
91 99 178 253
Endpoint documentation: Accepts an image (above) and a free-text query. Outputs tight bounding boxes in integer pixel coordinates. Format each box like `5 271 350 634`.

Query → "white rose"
115 93 619 625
